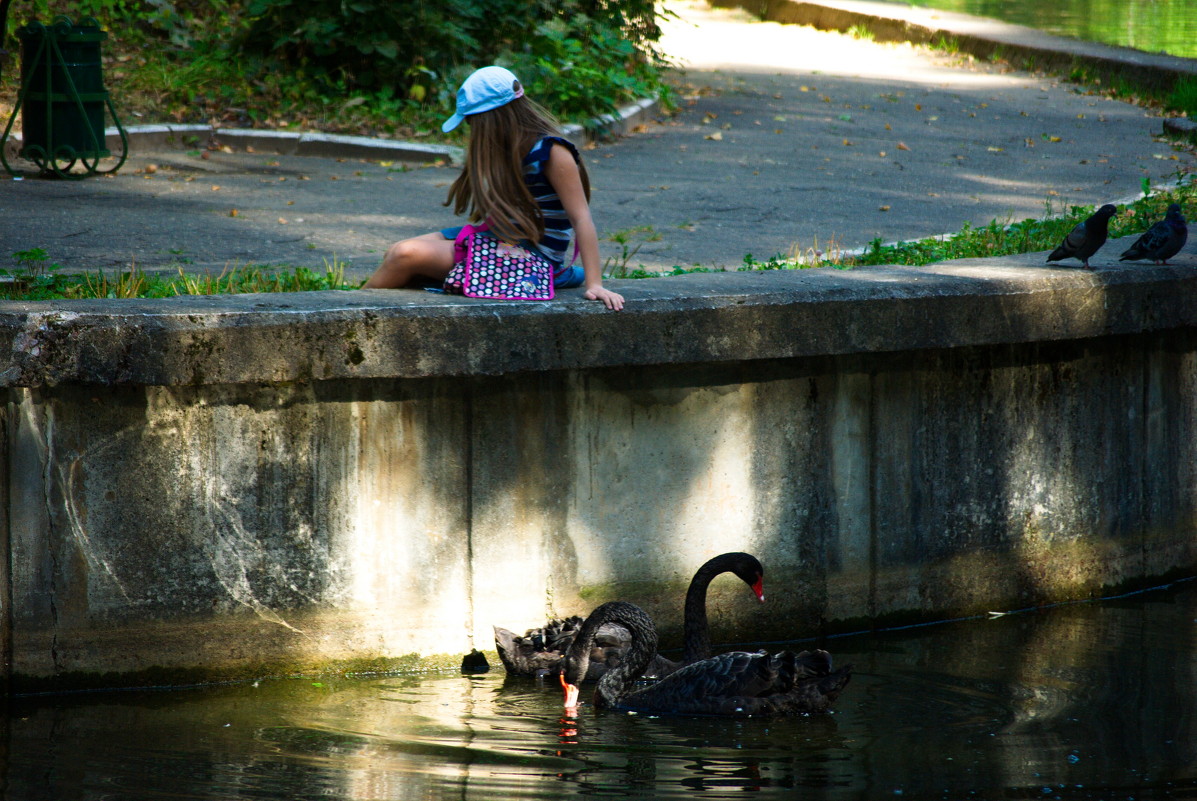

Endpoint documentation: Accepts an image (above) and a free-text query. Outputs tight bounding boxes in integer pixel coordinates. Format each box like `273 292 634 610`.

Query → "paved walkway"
0 0 1193 280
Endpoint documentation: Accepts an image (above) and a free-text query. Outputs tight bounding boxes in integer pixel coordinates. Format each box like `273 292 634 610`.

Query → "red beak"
561 673 581 711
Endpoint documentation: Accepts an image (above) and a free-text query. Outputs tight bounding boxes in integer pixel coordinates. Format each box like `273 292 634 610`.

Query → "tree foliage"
241 0 665 117
11 0 669 125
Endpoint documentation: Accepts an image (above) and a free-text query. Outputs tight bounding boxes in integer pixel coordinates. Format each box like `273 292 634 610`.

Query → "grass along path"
3 176 1193 301
604 174 1196 278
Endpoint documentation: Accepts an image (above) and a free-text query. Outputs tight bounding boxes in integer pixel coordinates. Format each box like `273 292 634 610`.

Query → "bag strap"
456 219 576 272
453 220 490 263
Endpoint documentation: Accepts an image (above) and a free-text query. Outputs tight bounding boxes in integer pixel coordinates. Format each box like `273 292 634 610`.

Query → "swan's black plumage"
562 601 851 716
494 552 765 679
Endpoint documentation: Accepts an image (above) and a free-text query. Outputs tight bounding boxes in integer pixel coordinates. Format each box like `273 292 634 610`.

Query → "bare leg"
364 233 456 288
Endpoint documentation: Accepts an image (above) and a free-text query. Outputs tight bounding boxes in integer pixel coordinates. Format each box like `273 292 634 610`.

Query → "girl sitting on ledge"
365 66 624 311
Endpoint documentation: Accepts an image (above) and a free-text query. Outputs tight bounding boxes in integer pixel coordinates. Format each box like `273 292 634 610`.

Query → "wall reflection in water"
0 580 1193 800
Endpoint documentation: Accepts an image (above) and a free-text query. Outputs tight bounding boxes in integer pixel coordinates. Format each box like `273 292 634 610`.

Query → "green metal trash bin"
0 15 127 178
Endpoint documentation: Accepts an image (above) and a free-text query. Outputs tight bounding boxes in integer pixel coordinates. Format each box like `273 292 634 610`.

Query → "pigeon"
1119 203 1187 265
1047 204 1118 269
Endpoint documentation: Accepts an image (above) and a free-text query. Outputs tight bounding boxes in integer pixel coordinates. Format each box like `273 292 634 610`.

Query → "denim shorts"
441 226 583 289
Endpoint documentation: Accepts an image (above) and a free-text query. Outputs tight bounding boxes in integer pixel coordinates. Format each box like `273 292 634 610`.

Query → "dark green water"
895 0 1197 58
4 579 1196 800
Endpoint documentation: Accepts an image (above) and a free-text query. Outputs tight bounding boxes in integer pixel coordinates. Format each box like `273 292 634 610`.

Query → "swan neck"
682 573 712 664
589 603 658 705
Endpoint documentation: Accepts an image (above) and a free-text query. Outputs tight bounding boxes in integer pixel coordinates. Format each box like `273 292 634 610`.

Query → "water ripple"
2 582 1195 800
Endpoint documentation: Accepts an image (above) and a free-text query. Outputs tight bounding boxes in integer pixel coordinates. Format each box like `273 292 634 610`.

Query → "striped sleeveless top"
523 135 579 268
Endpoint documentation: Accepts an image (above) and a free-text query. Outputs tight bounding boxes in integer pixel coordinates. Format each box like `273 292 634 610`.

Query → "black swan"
494 552 766 679
561 600 851 716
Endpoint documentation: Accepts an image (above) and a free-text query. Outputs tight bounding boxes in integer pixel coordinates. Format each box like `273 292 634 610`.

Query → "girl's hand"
585 285 625 311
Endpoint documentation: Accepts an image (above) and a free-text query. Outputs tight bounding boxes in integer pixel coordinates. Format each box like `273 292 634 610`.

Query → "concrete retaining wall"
4 257 1197 689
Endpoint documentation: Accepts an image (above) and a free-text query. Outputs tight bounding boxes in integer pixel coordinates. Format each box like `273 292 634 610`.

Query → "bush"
6 0 667 131
13 1 235 49
241 0 666 120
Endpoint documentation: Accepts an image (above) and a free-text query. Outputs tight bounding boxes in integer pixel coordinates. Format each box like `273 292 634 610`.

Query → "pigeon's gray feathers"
1047 204 1117 269
1120 203 1187 265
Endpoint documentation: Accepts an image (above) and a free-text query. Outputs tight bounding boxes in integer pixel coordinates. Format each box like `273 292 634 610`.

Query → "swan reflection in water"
553 684 851 796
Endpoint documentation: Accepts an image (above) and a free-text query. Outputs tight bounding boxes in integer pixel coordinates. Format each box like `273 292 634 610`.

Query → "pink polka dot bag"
444 222 555 300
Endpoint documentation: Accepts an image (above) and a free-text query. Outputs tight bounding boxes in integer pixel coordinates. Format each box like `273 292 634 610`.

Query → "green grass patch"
1167 77 1197 118
0 260 363 301
6 179 1193 300
851 179 1195 268
846 24 874 42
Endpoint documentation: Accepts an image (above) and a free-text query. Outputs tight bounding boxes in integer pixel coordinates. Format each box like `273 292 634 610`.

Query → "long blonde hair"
445 93 591 244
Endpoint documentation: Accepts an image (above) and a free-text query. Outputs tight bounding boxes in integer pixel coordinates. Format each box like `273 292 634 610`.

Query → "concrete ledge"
1165 117 1197 144
1 251 1194 388
566 97 659 139
716 0 1197 95
1 123 462 165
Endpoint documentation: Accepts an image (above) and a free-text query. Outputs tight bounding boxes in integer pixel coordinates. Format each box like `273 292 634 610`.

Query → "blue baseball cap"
442 66 524 132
